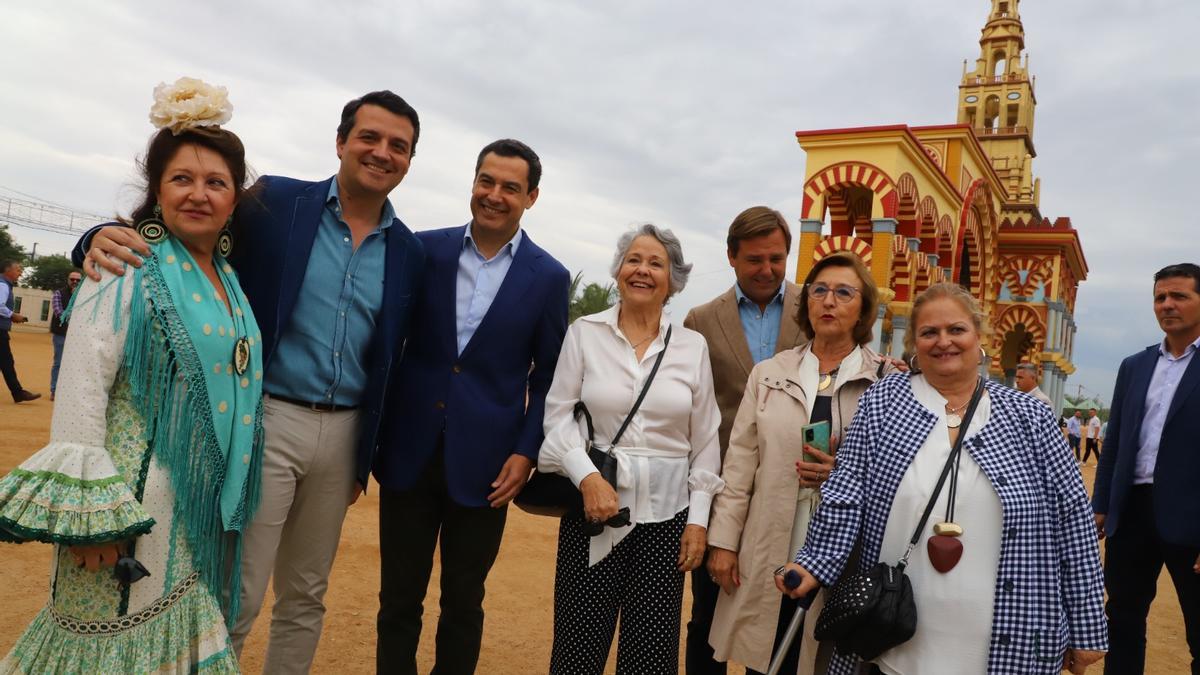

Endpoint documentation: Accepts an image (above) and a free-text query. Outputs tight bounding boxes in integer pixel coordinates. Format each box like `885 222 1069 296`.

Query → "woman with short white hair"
538 224 725 673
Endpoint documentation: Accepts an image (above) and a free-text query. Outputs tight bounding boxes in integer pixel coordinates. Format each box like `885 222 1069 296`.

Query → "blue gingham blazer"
795 374 1107 675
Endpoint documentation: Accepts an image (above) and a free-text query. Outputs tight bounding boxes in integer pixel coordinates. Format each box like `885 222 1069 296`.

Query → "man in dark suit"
76 91 425 673
1093 262 1200 675
374 139 570 674
680 206 803 674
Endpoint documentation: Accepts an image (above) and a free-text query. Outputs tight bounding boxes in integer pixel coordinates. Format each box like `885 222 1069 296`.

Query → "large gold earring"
217 218 233 257
137 204 168 243
978 346 987 365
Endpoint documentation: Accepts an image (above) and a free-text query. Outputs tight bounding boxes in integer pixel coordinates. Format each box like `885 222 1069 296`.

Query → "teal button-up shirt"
263 179 393 405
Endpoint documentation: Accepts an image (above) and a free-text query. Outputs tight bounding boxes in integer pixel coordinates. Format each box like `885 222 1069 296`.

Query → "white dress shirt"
876 375 1001 675
538 304 725 565
1134 335 1200 484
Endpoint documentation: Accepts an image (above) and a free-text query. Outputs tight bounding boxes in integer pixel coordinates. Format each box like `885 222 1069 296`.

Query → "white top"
538 304 725 565
1087 415 1103 439
875 375 1002 675
1134 335 1200 484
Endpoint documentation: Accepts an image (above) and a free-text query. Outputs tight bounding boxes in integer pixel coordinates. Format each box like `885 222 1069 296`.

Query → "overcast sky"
3 0 1197 403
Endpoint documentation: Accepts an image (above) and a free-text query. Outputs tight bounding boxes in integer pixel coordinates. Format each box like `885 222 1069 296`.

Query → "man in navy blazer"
76 91 425 673
373 139 570 674
1093 262 1200 674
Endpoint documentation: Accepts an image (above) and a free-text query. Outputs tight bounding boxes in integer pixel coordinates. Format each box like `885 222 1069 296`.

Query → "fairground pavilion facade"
793 0 1085 414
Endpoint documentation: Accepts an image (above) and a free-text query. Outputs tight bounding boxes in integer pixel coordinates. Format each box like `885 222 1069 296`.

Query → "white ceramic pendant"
945 413 962 428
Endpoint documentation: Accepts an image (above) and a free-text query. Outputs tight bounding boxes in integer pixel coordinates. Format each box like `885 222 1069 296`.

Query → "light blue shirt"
1066 416 1082 436
263 179 393 405
456 227 522 355
0 279 12 320
734 284 784 365
1134 335 1200 484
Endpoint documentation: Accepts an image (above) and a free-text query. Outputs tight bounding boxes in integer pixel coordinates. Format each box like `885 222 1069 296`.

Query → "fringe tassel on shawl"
109 259 262 630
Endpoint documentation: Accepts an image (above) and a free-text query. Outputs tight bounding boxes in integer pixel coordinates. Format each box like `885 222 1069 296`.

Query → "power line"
0 185 107 236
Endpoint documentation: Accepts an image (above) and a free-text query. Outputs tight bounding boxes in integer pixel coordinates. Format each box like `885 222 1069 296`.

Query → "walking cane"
765 570 815 675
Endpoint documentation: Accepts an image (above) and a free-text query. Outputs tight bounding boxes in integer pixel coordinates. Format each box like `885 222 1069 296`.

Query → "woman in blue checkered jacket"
778 283 1107 675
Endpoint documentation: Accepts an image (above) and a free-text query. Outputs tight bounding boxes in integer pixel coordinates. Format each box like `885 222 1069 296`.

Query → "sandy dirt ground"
0 330 1191 673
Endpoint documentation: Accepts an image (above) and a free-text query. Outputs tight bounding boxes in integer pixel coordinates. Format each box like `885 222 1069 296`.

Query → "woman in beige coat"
706 252 894 675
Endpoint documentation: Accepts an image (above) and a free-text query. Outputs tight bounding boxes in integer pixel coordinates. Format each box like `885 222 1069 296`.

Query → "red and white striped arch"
994 304 1047 359
813 235 873 265
801 161 899 221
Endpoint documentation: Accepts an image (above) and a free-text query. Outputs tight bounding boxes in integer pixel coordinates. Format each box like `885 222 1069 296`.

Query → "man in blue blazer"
76 91 425 673
1093 262 1200 675
374 139 570 674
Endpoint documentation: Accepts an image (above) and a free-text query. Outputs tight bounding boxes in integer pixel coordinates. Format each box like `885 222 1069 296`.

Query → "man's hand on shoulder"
488 454 534 508
84 226 150 281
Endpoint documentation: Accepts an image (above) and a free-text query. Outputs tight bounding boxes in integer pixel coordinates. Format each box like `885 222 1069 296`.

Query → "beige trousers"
230 396 359 674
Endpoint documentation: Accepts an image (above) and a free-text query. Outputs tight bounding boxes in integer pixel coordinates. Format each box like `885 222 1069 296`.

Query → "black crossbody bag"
813 378 984 661
515 326 672 518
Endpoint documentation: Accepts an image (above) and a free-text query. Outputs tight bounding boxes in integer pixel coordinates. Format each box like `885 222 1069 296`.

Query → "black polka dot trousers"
550 509 688 675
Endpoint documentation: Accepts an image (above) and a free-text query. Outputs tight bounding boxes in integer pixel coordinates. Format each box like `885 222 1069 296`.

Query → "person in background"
1067 410 1084 463
48 270 81 401
1084 407 1103 466
1014 362 1053 408
0 260 40 403
1093 262 1200 674
680 205 803 675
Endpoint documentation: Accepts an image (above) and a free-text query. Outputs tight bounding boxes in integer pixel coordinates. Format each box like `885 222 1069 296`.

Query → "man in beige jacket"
682 206 803 675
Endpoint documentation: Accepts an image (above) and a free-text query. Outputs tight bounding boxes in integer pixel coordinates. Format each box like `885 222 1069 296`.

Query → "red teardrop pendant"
927 534 963 573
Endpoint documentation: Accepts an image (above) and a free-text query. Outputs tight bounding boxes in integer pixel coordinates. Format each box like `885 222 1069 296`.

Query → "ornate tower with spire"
957 0 1040 215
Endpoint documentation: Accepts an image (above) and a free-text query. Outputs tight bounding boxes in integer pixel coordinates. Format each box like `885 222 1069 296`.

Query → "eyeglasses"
806 284 861 304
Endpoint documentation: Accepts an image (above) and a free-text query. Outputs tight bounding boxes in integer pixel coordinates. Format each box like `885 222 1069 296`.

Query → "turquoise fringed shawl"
72 236 264 627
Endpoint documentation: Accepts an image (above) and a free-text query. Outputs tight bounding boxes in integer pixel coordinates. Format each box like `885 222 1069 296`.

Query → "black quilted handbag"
815 561 916 660
813 379 984 661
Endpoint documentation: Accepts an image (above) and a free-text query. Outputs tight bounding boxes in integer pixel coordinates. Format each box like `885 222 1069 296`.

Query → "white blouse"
538 304 725 565
875 375 1002 675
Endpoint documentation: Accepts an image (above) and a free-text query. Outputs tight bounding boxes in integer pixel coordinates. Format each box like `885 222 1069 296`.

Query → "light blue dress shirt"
1134 335 1200 484
263 179 392 406
1066 416 1082 437
734 284 784 365
456 227 522 355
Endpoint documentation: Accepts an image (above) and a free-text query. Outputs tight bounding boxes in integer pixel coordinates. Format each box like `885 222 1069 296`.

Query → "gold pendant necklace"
818 367 839 391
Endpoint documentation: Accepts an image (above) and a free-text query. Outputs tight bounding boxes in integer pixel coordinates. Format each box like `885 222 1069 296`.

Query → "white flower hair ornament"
148 77 233 135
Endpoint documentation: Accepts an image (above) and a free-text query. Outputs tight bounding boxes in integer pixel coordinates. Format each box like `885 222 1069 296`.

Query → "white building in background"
11 287 52 332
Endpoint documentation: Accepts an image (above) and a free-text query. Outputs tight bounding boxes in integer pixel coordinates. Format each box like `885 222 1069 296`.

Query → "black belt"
267 393 358 412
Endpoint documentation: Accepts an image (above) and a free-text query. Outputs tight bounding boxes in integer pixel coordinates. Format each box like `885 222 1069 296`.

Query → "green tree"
0 226 26 267
25 254 77 290
568 271 616 323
